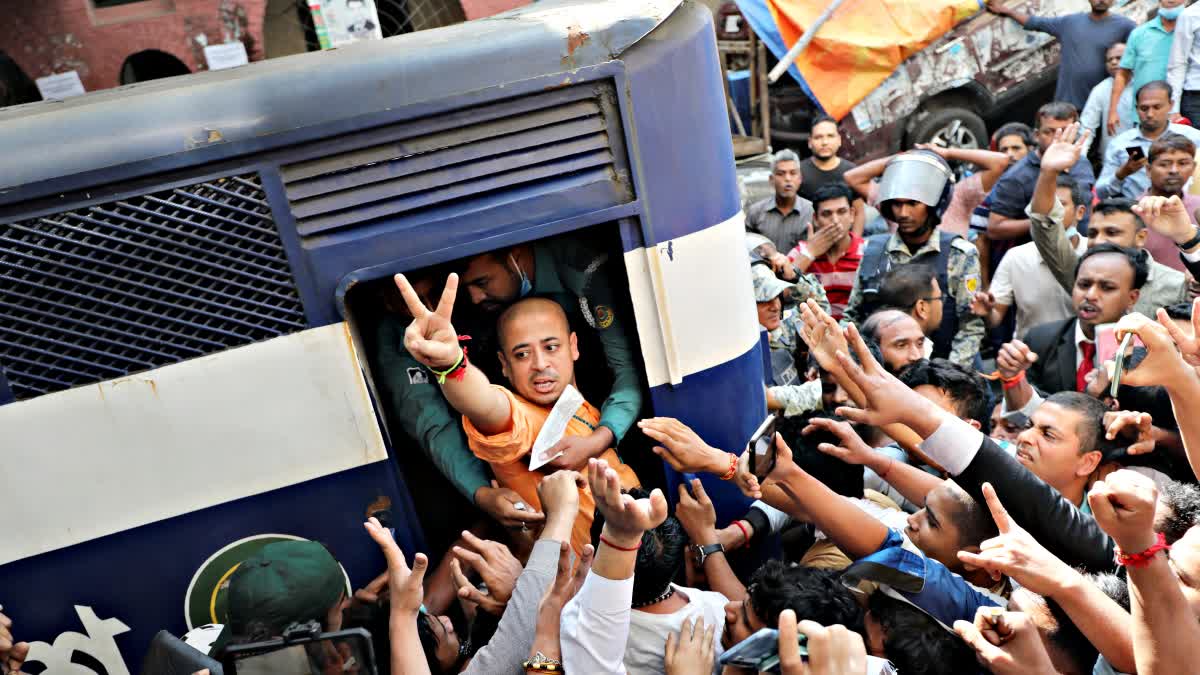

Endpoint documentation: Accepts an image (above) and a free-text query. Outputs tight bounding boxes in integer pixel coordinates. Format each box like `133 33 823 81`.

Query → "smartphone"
718 627 807 673
222 624 377 675
747 413 780 480
1109 333 1135 397
1094 323 1142 370
1127 145 1146 162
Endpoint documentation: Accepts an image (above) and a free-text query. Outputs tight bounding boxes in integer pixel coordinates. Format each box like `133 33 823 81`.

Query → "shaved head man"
860 309 927 374
496 298 581 406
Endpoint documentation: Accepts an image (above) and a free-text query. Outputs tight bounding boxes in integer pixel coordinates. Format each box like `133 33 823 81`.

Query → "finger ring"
513 502 528 511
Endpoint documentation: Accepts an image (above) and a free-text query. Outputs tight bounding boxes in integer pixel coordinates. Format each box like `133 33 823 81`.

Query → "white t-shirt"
990 237 1086 339
624 585 729 675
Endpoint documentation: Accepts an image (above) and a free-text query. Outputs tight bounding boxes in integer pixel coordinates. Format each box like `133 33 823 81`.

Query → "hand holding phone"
747 413 780 480
1126 145 1146 162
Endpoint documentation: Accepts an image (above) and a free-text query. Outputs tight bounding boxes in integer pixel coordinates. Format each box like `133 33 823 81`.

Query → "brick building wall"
3 0 267 93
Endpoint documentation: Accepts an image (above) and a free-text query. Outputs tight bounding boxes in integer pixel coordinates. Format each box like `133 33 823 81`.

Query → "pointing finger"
981 483 1013 534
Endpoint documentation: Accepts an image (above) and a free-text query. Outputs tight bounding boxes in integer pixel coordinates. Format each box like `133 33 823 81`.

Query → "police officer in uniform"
460 233 642 471
746 232 831 315
843 151 985 367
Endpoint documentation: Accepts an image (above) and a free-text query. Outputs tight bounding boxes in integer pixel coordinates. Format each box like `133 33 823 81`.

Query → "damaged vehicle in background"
723 0 1161 161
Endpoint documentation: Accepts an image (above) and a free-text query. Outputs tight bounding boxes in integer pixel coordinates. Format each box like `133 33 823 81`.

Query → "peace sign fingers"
434 273 460 321
394 273 433 318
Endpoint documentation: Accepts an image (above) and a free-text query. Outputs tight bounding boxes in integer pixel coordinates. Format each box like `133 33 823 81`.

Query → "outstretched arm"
395 273 512 435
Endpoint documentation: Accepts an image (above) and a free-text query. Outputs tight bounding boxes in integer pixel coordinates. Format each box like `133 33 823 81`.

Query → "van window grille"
0 173 307 400
280 82 631 240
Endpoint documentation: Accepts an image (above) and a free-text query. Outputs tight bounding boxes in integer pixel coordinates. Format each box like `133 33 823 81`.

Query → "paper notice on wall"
528 384 586 471
35 71 85 100
204 41 249 70
308 0 383 50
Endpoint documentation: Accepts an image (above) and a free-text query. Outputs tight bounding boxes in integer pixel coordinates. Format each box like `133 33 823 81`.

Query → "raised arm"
1030 124 1090 291
1169 15 1195 117
919 144 1011 193
676 478 747 601
1108 68 1132 137
805 417 943 506
842 156 891 202
395 273 512 435
986 0 1031 26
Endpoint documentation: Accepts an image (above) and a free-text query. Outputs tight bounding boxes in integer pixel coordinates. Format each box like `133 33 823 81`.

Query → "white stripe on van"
624 212 760 388
0 323 388 564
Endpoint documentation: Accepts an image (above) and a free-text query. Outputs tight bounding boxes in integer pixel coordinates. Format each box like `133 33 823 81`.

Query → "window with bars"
0 173 308 401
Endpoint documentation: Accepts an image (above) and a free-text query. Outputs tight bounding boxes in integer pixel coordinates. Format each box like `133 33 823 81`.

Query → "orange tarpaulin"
766 0 981 119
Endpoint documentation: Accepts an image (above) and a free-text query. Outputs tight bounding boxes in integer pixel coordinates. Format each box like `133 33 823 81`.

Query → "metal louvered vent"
281 82 630 239
0 174 307 401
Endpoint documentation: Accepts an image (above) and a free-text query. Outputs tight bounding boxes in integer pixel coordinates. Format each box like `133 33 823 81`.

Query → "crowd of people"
13 1 1200 674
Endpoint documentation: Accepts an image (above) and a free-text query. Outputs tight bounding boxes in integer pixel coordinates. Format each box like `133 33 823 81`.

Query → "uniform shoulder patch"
965 275 980 293
594 304 614 329
950 237 978 254
407 367 430 385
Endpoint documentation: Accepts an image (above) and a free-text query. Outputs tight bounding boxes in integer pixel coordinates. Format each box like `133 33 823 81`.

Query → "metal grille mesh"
0 173 307 400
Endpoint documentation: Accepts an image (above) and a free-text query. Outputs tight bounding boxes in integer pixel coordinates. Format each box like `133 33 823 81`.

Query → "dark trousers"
1182 91 1200 126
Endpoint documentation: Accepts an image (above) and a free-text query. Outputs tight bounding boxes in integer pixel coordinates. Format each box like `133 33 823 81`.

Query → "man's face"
906 481 971 571
424 614 461 671
1150 148 1195 195
990 403 1024 442
808 121 842 160
814 196 854 233
814 367 851 410
1055 186 1082 228
1073 253 1138 330
757 297 783 331
1087 211 1144 249
1036 116 1075 154
771 160 801 200
876 314 926 373
889 199 931 235
722 598 766 649
498 308 579 406
1015 402 1097 495
997 134 1030 164
1137 88 1172 134
922 278 944 333
1105 44 1125 77
463 254 521 313
1169 527 1200 619
1090 0 1113 12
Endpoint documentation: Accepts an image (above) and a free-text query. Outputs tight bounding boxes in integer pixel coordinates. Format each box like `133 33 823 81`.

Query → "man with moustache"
1097 80 1200 201
843 151 984 367
1139 133 1200 272
746 149 815 253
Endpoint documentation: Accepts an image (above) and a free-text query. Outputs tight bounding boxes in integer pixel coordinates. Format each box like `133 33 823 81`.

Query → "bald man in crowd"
395 273 639 556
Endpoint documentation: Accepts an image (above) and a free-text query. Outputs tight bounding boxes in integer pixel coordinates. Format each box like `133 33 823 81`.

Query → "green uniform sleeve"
769 379 823 418
552 242 643 443
841 269 867 326
948 243 986 367
375 315 490 501
792 272 831 315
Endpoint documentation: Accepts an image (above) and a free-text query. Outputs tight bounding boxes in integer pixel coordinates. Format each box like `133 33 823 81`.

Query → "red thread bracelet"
1001 370 1025 391
600 535 641 552
733 520 751 548
719 453 738 481
1115 532 1170 569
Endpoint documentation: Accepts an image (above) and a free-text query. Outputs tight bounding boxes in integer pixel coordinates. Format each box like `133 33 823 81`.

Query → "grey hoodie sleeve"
461 539 563 675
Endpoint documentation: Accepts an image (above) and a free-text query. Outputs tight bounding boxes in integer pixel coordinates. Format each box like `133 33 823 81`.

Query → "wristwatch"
693 542 725 566
1177 226 1200 251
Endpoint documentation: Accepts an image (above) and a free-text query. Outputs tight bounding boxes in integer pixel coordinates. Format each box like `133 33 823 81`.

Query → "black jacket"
959 433 1116 572
1022 318 1079 395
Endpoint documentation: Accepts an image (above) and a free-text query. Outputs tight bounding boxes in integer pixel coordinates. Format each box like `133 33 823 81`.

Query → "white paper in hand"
528 384 586 471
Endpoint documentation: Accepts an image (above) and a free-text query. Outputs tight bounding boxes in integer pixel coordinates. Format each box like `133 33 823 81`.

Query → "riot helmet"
877 150 955 227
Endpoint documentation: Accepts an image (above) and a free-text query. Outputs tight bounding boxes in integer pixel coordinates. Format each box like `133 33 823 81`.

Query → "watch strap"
1178 227 1200 251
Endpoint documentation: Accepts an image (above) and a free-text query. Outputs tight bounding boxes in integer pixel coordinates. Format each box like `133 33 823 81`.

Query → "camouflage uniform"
842 230 984 367
753 265 824 417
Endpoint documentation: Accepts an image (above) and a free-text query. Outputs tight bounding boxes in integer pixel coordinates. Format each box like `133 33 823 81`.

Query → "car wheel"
908 106 987 178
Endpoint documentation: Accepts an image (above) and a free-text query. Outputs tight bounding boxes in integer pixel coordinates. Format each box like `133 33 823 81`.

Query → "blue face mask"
1160 5 1184 20
1064 226 1079 241
510 254 533 298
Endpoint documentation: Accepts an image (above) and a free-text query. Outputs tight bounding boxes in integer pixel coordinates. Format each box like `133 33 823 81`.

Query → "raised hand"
954 609 1057 675
395 272 461 370
1111 312 1194 390
804 221 843 259
996 339 1038 380
529 541 594 664
969 291 995 318
663 617 716 675
1105 411 1156 455
1040 123 1088 173
589 458 668 547
1133 195 1196 245
805 417 876 466
639 417 729 475
1159 300 1200 368
450 531 524 615
797 298 850 374
833 323 940 431
477 480 546 530
363 517 428 615
955 483 1075 595
1088 469 1160 554
676 479 718 544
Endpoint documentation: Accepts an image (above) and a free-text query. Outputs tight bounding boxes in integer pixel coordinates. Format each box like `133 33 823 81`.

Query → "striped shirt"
788 232 864 320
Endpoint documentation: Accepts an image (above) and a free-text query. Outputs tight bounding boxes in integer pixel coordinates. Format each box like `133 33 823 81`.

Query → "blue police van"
0 1 766 670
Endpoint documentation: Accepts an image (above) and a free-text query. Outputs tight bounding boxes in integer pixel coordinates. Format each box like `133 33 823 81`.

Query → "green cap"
227 540 346 635
752 264 792 302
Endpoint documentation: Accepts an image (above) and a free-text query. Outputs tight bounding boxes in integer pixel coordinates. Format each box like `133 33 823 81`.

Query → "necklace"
632 585 676 609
